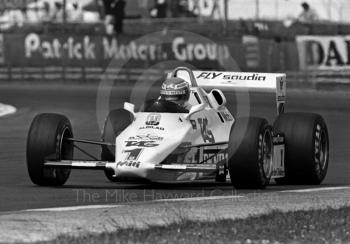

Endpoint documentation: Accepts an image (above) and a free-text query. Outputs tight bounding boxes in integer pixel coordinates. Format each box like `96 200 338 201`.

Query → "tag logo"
125 141 159 147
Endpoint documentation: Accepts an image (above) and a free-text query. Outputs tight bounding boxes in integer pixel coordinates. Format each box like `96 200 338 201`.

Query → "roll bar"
169 67 198 87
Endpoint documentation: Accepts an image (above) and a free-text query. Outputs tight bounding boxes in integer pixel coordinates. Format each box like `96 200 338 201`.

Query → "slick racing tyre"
228 117 273 189
101 109 133 182
274 112 329 185
27 113 73 186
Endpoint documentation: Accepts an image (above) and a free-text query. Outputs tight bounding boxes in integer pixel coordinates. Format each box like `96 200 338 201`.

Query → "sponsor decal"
162 81 188 90
279 79 284 92
128 133 164 141
219 111 233 122
25 33 96 60
25 33 158 61
172 37 230 62
203 152 227 164
128 133 163 141
216 161 226 177
198 118 215 143
196 72 266 81
139 125 165 131
190 119 197 130
125 141 159 147
223 74 266 81
24 33 230 63
273 135 285 144
296 35 350 70
103 38 158 60
197 72 223 79
116 161 141 168
145 113 161 126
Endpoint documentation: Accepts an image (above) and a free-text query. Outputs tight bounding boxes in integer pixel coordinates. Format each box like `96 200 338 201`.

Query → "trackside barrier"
0 21 349 85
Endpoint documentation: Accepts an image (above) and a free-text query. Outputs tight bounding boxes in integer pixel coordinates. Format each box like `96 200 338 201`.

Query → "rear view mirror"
184 104 206 120
124 102 136 118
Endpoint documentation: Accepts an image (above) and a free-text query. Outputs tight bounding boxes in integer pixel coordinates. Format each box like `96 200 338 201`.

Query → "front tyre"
26 113 73 186
274 112 329 185
228 117 273 189
101 109 133 182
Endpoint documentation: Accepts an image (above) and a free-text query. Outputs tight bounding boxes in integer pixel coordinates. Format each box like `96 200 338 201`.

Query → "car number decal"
123 148 143 161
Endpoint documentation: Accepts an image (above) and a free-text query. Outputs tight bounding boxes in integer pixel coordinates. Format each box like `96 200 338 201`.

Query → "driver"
159 77 191 111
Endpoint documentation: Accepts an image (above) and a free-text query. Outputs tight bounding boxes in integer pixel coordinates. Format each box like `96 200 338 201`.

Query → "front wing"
44 160 217 172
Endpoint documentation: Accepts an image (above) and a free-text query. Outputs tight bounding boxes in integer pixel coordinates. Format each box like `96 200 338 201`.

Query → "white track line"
281 186 350 193
0 103 16 117
23 195 245 212
154 195 245 202
25 205 123 212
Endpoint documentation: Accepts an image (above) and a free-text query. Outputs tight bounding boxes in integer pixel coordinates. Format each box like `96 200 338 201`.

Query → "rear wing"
168 67 286 115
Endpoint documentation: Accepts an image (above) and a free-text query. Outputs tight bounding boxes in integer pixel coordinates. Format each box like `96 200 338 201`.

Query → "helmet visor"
160 89 187 101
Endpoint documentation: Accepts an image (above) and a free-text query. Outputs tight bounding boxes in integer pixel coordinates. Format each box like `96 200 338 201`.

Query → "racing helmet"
160 77 190 104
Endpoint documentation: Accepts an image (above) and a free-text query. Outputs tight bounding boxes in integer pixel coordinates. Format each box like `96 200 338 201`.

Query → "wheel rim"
60 126 73 160
59 126 73 177
315 124 328 171
261 129 273 178
45 126 72 180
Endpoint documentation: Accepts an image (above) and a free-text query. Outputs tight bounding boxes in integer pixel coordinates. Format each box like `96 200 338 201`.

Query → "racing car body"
112 106 232 182
26 67 329 188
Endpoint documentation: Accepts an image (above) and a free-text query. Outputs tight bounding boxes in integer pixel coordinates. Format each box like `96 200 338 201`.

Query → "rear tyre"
27 113 73 186
101 109 133 182
274 112 329 185
228 117 273 189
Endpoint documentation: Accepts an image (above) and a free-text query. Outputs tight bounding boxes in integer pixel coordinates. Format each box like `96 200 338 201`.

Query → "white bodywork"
106 67 286 182
111 86 234 182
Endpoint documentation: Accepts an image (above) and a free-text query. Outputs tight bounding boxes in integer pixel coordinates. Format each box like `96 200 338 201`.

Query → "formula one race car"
26 67 329 188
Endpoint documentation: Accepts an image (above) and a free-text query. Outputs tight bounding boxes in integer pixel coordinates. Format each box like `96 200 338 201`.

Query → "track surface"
0 84 349 212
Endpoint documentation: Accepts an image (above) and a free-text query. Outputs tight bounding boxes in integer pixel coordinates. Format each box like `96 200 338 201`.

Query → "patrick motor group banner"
0 32 246 81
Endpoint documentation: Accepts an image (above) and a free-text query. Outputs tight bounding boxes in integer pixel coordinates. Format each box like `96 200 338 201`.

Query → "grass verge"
37 206 350 244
